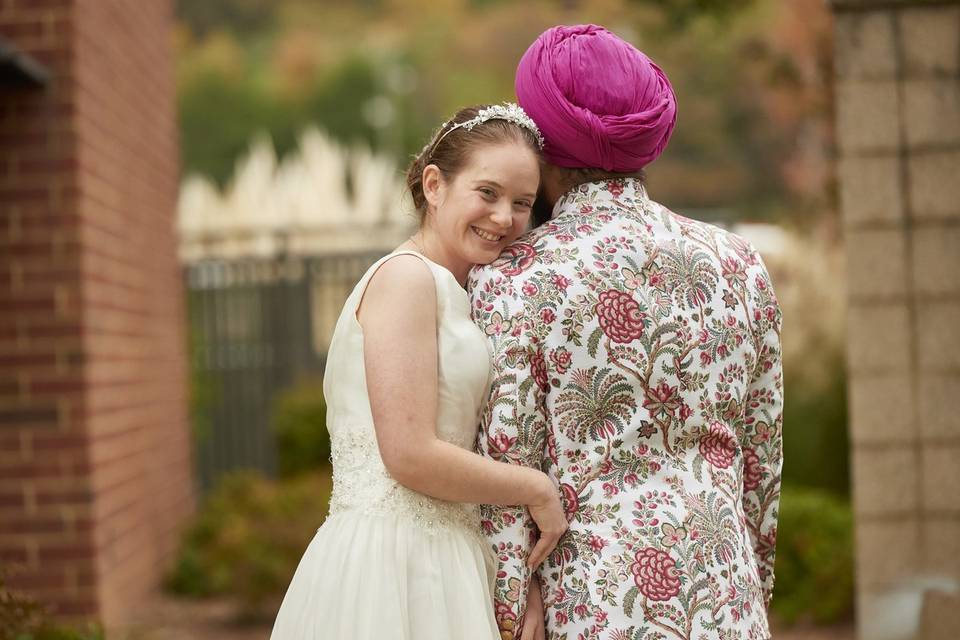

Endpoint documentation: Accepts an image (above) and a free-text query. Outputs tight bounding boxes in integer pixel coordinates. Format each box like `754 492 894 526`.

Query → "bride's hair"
405 105 542 223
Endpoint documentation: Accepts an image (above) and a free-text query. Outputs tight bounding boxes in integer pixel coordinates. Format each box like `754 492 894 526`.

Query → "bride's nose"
489 203 512 229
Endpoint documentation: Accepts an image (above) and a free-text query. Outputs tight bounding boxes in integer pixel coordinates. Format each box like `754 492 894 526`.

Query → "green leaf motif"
587 325 604 358
624 584 640 617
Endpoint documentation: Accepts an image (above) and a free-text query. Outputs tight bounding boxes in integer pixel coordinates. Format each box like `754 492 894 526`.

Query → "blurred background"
174 0 851 632
2 0 957 639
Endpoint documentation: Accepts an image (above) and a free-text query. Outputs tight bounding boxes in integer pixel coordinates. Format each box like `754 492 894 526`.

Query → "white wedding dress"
269 251 500 640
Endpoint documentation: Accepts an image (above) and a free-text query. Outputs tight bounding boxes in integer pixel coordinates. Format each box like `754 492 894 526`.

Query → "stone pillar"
0 0 194 627
831 1 960 639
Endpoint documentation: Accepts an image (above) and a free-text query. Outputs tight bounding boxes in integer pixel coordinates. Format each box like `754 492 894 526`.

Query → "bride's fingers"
527 532 559 567
527 537 549 568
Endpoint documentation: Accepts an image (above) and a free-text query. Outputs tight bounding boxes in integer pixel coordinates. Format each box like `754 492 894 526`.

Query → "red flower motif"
530 350 549 393
494 600 517 635
630 547 682 601
721 257 747 286
546 429 558 465
743 447 763 491
606 180 625 197
552 274 572 291
522 281 538 296
643 382 681 417
559 483 579 519
589 535 607 551
699 421 737 469
549 347 572 374
489 431 516 455
498 243 537 277
540 308 556 324
595 290 646 343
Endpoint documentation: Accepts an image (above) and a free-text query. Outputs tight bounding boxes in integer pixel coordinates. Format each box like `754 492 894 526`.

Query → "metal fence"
185 250 386 493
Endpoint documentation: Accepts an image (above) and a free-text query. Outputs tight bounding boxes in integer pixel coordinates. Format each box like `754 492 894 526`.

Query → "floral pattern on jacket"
468 178 783 640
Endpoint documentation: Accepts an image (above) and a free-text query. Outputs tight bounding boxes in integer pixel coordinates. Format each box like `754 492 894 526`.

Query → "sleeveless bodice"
322 251 492 536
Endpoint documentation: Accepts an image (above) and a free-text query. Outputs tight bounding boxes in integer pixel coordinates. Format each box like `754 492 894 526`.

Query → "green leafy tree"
176 0 277 37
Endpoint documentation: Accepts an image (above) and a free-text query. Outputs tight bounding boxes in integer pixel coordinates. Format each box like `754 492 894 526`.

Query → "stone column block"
920 590 960 640
922 518 960 577
847 228 907 299
921 443 960 513
839 155 904 226
837 80 901 154
904 79 960 148
847 303 912 373
901 6 960 76
909 151 960 221
852 447 919 515
835 11 897 80
855 518 921 589
918 374 960 440
912 226 960 296
917 301 960 370
850 374 915 444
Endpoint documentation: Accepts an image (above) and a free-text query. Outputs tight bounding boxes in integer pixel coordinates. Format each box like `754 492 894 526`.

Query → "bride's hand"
526 474 568 568
520 573 546 640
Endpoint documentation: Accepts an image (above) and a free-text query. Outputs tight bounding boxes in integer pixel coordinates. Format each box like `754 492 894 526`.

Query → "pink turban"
515 24 677 172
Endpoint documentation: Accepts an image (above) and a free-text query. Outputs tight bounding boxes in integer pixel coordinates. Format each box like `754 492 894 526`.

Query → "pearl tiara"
429 102 544 153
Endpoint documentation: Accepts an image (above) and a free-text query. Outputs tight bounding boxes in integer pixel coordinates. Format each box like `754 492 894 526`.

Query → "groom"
469 25 783 640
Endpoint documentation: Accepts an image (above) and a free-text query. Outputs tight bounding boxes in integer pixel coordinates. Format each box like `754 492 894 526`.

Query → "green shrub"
272 379 329 479
166 470 332 618
1 568 103 640
14 629 103 640
771 485 854 625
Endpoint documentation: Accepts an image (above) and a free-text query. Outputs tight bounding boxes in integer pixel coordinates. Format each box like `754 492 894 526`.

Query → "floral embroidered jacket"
468 179 783 640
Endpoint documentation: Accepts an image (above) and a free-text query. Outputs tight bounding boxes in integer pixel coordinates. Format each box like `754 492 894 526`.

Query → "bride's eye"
478 187 497 200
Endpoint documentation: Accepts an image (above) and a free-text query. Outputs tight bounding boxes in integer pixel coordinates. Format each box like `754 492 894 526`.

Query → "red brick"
0 458 67 479
0 20 43 39
5 514 66 534
6 567 69 592
37 541 94 562
1 0 192 627
0 545 29 564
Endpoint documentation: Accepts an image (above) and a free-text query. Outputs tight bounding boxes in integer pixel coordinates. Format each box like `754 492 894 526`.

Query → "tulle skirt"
269 510 500 640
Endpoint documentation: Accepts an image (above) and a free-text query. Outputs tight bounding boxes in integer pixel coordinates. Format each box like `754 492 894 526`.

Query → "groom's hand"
520 573 546 640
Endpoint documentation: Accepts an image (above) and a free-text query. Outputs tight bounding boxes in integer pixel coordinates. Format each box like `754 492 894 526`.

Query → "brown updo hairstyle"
406 105 542 224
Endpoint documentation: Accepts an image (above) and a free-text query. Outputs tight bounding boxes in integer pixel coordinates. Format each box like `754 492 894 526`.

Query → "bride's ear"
422 164 444 211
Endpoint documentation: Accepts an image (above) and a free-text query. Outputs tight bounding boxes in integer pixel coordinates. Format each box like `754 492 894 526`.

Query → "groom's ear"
422 164 444 210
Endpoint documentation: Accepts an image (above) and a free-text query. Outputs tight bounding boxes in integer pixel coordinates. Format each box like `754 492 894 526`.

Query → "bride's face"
423 140 539 268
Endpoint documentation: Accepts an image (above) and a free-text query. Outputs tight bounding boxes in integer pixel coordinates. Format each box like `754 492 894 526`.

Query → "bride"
269 103 567 640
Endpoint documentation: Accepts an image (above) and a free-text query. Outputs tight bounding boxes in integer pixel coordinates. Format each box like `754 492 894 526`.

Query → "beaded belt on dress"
328 427 484 538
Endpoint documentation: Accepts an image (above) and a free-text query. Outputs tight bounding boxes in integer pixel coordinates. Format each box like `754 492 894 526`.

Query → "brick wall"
831 1 960 639
0 0 194 627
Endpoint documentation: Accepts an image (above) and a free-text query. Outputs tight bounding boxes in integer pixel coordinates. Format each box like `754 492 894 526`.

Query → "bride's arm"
358 255 565 563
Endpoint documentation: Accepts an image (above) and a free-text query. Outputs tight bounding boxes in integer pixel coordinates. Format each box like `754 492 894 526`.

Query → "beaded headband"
425 102 544 158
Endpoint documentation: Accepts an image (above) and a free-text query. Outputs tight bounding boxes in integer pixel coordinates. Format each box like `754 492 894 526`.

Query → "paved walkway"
116 595 855 640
